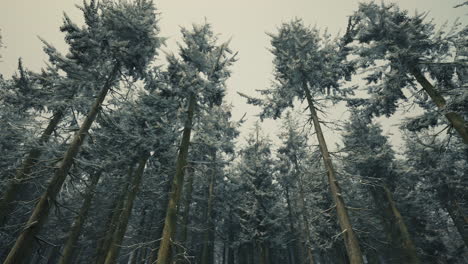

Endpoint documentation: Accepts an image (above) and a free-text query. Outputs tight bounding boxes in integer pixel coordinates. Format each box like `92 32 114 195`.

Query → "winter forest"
0 0 467 263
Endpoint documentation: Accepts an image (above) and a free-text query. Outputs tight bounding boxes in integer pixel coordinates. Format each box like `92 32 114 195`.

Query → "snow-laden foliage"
241 19 354 119
348 2 468 129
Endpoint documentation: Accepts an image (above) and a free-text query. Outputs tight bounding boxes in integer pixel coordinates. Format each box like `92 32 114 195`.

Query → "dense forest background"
0 1 467 264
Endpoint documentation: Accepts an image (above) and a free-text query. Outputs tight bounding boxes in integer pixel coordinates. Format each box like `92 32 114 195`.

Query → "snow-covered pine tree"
348 2 468 144
341 110 419 263
241 19 363 264
3 1 162 263
156 22 237 264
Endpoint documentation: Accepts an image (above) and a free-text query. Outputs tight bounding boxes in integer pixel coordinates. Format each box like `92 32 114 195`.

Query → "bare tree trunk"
445 199 468 248
148 171 175 264
156 93 196 264
58 170 102 264
410 67 468 144
371 185 419 263
201 152 217 264
382 186 419 263
95 165 135 264
129 206 147 264
293 167 315 264
284 186 301 264
178 166 195 260
0 109 64 227
4 64 119 264
303 85 363 264
104 154 150 264
438 187 468 248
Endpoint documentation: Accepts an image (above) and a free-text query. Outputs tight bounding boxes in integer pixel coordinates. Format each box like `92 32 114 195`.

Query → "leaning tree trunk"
129 206 148 264
58 170 103 264
95 165 135 264
178 166 195 262
303 85 363 264
156 93 197 264
104 153 150 264
3 64 119 264
148 171 175 264
370 185 419 264
0 109 64 227
410 67 468 144
437 185 468 248
444 198 468 248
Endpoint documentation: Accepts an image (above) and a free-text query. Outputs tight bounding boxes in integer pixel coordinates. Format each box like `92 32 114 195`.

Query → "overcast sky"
0 0 466 150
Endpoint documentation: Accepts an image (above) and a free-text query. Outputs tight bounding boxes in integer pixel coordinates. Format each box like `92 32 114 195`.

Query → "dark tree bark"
156 93 196 264
104 153 150 264
178 165 195 261
437 185 468 248
284 186 301 264
410 67 468 144
95 165 135 264
201 152 217 264
58 170 102 264
370 185 419 264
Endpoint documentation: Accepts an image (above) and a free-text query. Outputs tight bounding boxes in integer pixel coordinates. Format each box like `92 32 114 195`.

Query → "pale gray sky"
0 0 466 150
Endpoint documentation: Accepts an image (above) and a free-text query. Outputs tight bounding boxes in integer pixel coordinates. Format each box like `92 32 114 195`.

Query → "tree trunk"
58 170 102 264
303 85 363 264
445 199 468 248
371 185 419 263
129 206 148 264
0 109 64 227
284 186 301 264
178 166 195 261
148 171 175 264
95 165 135 264
439 188 468 248
295 170 315 264
410 67 468 144
259 242 269 264
104 153 150 264
156 93 196 264
201 151 217 264
4 64 119 264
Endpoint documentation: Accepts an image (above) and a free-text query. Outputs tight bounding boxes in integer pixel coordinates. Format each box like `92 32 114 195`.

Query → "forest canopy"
0 1 466 264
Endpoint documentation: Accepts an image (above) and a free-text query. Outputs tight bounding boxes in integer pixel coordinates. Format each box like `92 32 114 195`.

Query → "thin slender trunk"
303 85 363 264
140 207 157 264
371 185 419 263
4 64 119 264
104 154 150 264
382 186 419 263
259 242 268 264
284 187 300 264
0 109 64 227
129 206 148 264
156 93 196 264
439 189 468 248
227 212 235 264
58 170 102 264
179 166 195 254
295 172 315 264
410 67 468 144
95 165 135 264
149 172 175 264
201 152 216 264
